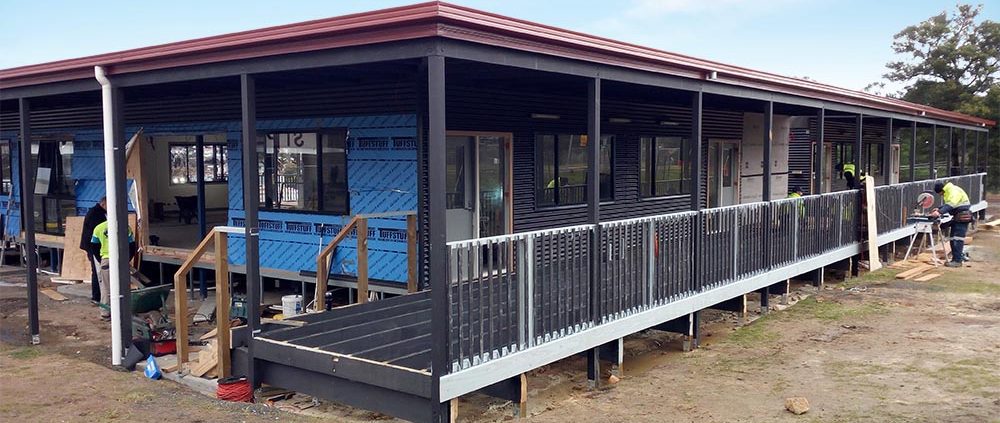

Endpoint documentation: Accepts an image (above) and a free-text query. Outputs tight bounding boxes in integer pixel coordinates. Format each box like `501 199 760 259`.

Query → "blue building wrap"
2 114 416 285
228 114 418 284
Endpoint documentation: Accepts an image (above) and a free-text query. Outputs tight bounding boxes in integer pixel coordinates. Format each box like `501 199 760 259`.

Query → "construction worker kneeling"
929 181 972 267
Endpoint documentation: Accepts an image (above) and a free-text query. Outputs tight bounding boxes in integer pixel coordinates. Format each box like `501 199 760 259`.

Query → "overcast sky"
1 0 995 93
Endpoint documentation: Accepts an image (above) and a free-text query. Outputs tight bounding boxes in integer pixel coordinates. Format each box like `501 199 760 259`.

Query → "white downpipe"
95 66 123 366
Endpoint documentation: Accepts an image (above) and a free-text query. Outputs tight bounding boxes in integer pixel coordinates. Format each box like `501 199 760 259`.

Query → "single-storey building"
0 2 991 422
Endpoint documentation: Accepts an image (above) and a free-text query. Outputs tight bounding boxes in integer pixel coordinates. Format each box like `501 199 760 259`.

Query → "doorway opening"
707 139 740 208
444 132 513 242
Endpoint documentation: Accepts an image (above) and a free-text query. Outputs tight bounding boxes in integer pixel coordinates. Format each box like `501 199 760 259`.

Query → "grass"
5 347 43 360
784 296 886 322
930 357 1000 395
724 315 780 348
838 267 901 289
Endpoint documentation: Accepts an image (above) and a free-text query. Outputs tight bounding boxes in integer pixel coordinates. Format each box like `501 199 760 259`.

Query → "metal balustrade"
445 174 985 373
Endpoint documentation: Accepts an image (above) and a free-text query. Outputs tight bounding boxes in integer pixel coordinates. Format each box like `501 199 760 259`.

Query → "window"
31 140 74 196
258 130 349 214
169 144 228 184
0 141 11 195
865 143 883 177
30 139 75 235
536 134 614 206
640 136 689 197
446 136 469 210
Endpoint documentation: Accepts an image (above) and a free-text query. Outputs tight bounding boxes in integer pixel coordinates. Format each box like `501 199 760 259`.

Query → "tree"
879 4 1000 191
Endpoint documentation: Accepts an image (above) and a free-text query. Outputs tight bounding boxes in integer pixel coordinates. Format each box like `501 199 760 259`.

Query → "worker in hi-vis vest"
835 162 866 190
929 181 972 267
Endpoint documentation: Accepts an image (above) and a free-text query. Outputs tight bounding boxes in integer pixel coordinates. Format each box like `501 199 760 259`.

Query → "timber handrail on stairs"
314 212 418 312
173 226 240 378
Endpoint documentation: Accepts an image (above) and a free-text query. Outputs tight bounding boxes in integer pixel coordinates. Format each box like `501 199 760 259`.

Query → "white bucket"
281 295 303 318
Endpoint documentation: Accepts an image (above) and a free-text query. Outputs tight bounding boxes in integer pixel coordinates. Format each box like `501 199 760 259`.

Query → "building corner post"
426 54 451 423
586 76 602 387
18 97 40 345
240 73 262 388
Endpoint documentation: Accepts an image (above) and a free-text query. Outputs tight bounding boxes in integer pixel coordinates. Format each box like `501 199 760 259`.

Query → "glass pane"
479 136 505 237
558 135 587 205
640 137 651 197
446 136 469 209
653 137 684 195
275 133 312 210
722 145 734 187
600 135 613 201
707 142 718 206
169 146 190 184
538 135 556 206
1 143 11 194
320 131 348 213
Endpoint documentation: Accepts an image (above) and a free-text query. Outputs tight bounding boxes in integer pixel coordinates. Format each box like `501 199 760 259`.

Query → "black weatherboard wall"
445 69 743 233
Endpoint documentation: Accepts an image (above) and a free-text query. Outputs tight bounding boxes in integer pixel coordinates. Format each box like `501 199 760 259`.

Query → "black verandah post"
851 114 863 277
241 73 262 388
961 129 967 175
974 131 980 173
109 85 133 349
947 126 954 176
814 108 824 194
689 91 703 342
910 121 917 182
585 77 602 387
930 125 937 178
759 101 773 310
883 118 893 185
855 114 864 177
196 135 207 298
18 98 40 344
426 54 450 422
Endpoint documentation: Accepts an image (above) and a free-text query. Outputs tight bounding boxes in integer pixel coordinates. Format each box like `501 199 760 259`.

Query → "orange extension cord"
217 376 254 403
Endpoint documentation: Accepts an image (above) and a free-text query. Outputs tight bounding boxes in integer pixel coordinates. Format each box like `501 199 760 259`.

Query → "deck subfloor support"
767 280 790 306
758 286 770 314
708 294 747 323
586 347 601 388
812 266 825 289
476 373 528 418
652 311 701 351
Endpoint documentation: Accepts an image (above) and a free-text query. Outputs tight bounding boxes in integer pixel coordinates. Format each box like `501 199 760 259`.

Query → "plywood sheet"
60 214 140 281
60 217 91 281
864 178 882 271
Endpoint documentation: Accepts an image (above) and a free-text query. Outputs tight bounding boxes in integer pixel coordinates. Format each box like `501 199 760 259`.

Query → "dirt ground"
1 200 999 422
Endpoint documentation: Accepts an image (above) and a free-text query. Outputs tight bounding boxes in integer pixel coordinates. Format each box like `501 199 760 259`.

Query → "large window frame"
258 129 350 215
168 143 228 185
30 138 75 235
640 136 690 198
535 134 614 207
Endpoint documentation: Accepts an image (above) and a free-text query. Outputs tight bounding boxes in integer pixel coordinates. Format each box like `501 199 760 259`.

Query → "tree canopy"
882 4 999 116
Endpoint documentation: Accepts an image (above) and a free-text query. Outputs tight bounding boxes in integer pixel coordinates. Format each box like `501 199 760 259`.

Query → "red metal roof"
0 1 993 127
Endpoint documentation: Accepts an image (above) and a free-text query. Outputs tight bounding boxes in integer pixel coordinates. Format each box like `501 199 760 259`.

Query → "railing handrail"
444 173 986 374
315 215 365 310
447 223 596 248
172 228 232 378
314 213 419 309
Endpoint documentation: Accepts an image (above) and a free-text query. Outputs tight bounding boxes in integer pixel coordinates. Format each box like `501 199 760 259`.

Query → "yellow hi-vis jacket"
939 182 970 215
842 163 856 178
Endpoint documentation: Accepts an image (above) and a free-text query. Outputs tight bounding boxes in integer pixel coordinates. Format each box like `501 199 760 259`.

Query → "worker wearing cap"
91 221 136 320
929 181 971 267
